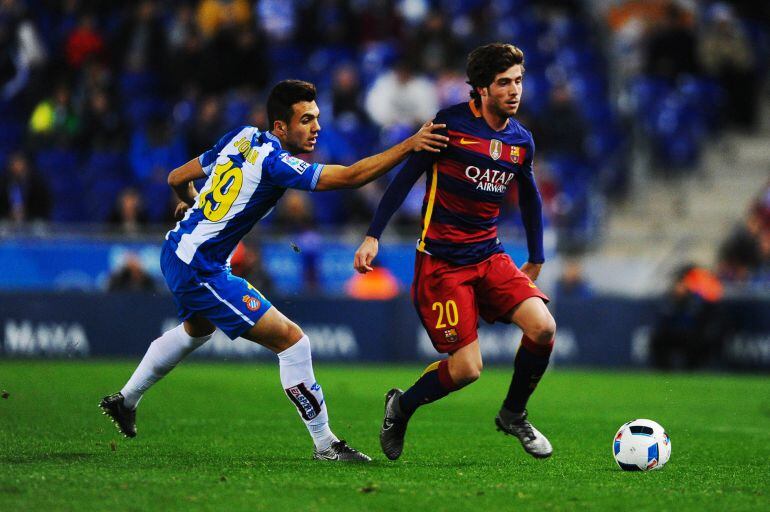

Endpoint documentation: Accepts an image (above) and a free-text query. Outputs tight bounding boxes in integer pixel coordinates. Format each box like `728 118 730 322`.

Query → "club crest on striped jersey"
511 146 522 163
489 139 503 160
242 295 261 311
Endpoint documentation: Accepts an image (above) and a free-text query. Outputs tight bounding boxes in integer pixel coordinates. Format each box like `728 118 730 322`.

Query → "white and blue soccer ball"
612 419 671 471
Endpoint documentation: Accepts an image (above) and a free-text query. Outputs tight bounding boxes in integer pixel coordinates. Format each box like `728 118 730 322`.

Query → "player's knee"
530 316 556 345
179 321 214 350
453 360 483 386
265 321 305 353
282 320 304 345
184 334 211 351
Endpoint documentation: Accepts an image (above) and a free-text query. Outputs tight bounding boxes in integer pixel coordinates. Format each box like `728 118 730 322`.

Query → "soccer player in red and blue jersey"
354 43 556 460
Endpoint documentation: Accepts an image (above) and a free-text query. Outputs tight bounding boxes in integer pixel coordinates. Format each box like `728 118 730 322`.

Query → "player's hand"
409 121 448 153
174 201 190 220
353 236 379 274
521 262 542 282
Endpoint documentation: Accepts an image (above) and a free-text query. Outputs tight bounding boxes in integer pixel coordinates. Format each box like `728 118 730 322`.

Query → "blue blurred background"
1 0 768 370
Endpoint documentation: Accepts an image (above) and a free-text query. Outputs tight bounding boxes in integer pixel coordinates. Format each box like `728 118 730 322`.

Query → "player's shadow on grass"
1 452 96 464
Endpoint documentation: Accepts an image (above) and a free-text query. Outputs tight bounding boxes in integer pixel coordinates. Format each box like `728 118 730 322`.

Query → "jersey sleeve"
198 126 247 176
366 111 446 239
265 151 324 191
366 150 432 239
516 134 545 263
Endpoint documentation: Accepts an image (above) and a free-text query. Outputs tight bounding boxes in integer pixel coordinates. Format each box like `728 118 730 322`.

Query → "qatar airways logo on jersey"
465 166 516 193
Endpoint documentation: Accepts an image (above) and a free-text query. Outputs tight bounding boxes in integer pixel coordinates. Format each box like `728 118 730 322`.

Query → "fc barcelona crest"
511 146 521 163
489 139 502 160
444 328 458 343
242 295 261 312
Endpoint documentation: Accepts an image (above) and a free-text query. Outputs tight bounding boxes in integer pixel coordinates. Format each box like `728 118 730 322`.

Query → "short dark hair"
466 43 525 101
266 80 317 126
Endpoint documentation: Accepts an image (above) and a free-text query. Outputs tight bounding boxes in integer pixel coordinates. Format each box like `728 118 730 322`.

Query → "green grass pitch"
1 361 768 511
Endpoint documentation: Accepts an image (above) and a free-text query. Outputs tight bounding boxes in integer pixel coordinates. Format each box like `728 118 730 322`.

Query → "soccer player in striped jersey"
354 44 557 460
100 80 448 462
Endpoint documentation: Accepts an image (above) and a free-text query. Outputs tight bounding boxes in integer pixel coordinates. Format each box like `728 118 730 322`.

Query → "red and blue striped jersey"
367 101 544 266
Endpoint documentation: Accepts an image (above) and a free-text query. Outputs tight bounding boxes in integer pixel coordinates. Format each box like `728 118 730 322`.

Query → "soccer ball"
612 419 671 471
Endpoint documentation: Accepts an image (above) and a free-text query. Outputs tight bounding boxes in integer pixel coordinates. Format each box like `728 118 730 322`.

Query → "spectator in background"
107 253 156 292
28 82 80 146
128 115 186 221
167 3 198 51
255 0 297 43
752 182 770 282
198 26 266 94
186 96 224 156
331 64 365 123
274 190 321 293
718 179 770 286
754 181 770 227
756 229 770 282
228 30 268 90
247 102 268 129
410 10 460 75
114 0 167 75
0 151 51 223
0 0 47 104
302 0 357 46
698 3 758 130
108 187 148 235
166 6 206 96
650 264 725 370
718 207 765 282
535 83 586 157
73 60 113 107
352 0 400 43
644 3 698 79
198 0 252 39
341 181 382 225
345 262 400 300
555 259 592 299
436 67 470 109
230 240 274 296
0 13 26 102
128 115 186 181
274 190 316 233
365 58 438 128
64 13 104 70
78 89 126 152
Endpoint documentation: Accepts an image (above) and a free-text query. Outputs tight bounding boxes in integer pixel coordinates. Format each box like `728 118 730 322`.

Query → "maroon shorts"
411 251 550 353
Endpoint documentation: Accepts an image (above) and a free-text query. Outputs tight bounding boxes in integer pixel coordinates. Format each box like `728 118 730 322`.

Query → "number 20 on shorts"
432 300 459 328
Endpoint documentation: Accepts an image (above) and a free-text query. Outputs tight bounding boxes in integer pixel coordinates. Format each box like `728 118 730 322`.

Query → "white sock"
121 324 212 409
277 336 337 451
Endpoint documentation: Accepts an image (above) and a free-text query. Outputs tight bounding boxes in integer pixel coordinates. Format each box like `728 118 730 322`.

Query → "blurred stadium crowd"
0 1 767 271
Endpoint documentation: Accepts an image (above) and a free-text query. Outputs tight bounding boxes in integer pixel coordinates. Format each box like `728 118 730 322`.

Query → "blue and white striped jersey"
165 126 324 273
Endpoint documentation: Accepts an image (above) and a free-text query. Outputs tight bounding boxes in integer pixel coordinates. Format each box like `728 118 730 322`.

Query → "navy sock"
503 336 553 414
399 360 456 417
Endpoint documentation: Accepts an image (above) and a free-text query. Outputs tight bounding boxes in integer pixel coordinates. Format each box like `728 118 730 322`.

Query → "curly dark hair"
466 43 525 102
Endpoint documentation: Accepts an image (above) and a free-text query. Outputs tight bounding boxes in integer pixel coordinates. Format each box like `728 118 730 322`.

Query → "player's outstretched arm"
168 158 207 219
352 148 433 274
315 121 447 191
